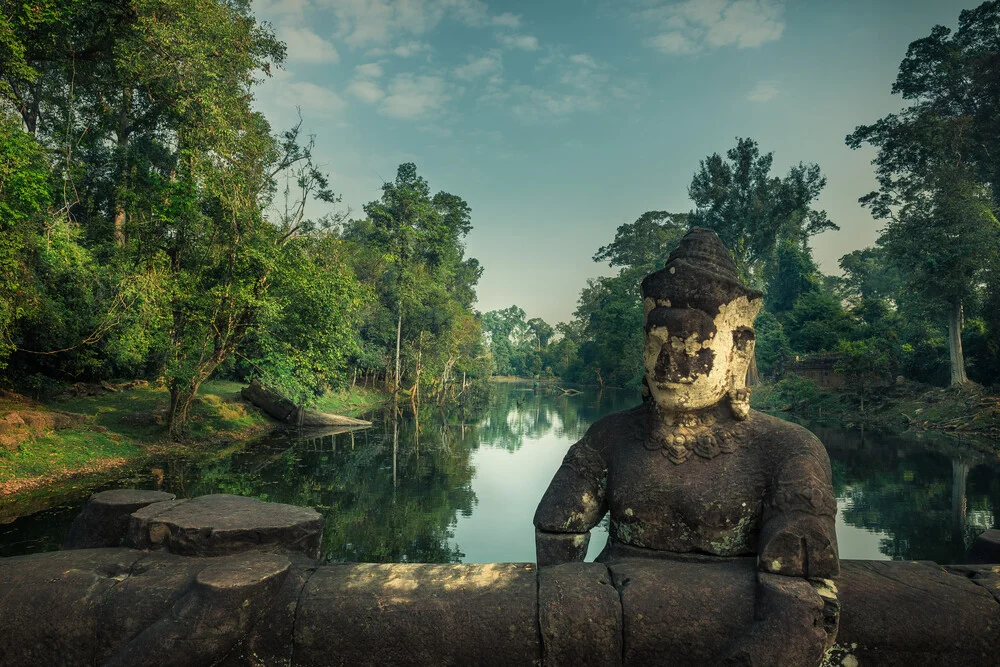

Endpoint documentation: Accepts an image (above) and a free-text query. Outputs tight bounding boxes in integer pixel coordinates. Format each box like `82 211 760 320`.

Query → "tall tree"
846 1 1000 385
688 138 836 287
350 163 482 397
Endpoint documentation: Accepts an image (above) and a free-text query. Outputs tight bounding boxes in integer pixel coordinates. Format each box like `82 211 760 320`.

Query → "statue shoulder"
578 403 647 449
748 410 828 461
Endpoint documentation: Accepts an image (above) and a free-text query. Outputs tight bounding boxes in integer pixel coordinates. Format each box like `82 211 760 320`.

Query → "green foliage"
835 338 898 409
0 112 50 366
754 310 791 377
785 290 858 354
846 1 1000 385
342 162 485 400
688 137 837 285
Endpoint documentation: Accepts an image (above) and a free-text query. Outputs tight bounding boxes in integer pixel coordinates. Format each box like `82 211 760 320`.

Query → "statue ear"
726 388 751 420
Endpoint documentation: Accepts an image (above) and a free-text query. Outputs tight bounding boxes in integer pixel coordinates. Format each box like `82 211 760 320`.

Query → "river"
2 384 998 563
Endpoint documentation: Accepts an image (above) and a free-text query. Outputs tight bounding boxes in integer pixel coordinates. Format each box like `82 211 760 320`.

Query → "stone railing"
1 491 998 666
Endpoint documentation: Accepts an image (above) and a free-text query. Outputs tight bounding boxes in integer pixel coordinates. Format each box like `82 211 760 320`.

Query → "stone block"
539 562 622 667
834 560 1000 666
126 493 323 559
66 489 176 549
295 562 540 666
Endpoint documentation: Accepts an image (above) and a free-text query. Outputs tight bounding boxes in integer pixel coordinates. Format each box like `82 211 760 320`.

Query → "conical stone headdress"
640 228 762 319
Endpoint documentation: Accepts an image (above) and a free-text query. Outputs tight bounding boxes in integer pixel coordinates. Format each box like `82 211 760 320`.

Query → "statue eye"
733 327 755 352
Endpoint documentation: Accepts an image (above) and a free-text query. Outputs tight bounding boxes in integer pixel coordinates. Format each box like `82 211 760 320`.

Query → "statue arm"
723 433 841 667
758 441 839 579
533 433 608 567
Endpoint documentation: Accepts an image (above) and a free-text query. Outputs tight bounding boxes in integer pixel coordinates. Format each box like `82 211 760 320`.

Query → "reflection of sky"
451 408 892 563
450 411 610 563
836 493 890 561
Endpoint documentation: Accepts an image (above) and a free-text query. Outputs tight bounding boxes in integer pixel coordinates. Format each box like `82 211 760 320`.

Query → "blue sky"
251 0 981 325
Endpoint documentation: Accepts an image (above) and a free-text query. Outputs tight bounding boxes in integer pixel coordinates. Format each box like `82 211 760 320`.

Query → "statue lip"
655 379 695 388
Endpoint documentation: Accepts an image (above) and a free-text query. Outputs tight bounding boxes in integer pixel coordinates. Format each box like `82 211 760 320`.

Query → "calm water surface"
2 385 998 563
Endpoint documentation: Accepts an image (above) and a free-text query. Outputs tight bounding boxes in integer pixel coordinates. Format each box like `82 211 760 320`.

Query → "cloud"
254 0 312 22
277 26 340 64
499 33 539 51
568 53 598 68
354 62 384 78
333 0 523 49
392 40 431 57
347 79 386 103
257 71 347 119
480 52 636 122
454 51 502 80
638 0 785 54
379 74 449 119
492 12 521 28
282 81 348 114
747 79 779 102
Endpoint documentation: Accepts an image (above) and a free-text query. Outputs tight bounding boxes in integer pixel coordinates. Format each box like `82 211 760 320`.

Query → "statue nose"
655 342 714 382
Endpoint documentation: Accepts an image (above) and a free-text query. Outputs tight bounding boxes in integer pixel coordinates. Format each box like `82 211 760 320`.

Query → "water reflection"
0 385 997 564
810 422 1000 563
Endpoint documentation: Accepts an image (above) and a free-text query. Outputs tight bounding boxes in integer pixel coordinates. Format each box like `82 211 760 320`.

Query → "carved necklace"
641 405 747 465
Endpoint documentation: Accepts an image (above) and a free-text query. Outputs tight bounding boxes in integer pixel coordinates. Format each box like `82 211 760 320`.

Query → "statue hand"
758 513 839 579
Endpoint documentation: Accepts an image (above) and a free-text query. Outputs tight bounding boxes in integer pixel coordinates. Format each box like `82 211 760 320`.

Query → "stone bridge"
1 490 998 666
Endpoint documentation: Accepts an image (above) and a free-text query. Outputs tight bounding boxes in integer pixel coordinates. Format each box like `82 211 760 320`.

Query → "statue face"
643 297 758 412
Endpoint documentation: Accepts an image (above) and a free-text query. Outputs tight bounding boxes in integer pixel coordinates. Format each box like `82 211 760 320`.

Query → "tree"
835 338 898 412
526 318 554 351
688 138 837 287
481 306 529 376
593 211 689 274
349 163 482 398
846 2 1000 385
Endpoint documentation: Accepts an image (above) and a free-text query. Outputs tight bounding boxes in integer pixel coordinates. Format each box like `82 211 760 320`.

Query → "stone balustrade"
2 491 998 667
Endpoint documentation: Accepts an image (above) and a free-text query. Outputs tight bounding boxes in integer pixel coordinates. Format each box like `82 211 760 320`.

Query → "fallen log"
241 380 371 428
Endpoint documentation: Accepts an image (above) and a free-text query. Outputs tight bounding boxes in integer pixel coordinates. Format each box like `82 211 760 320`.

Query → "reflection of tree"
153 412 478 563
818 423 1000 563
475 386 642 451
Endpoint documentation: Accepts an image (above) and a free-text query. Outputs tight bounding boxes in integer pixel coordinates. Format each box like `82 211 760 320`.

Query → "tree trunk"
746 354 760 386
948 301 968 386
394 304 402 392
167 380 201 440
113 206 126 246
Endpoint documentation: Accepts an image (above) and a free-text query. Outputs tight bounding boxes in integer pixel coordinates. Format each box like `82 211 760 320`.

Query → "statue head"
640 228 762 417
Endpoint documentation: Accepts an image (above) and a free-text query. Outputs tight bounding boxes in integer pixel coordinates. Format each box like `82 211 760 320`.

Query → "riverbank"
751 376 1000 439
0 381 389 513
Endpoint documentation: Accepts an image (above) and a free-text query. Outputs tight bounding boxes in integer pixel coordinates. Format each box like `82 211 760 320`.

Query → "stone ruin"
2 229 999 665
0 488 998 666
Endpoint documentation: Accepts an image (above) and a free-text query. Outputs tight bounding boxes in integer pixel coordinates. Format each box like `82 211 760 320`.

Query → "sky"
250 0 983 325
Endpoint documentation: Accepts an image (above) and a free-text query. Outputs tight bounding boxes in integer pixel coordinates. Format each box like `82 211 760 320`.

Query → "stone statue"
534 228 840 664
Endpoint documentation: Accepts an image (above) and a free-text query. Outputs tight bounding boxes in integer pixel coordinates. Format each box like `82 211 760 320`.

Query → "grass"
52 380 266 445
311 386 390 417
0 428 139 492
0 380 391 503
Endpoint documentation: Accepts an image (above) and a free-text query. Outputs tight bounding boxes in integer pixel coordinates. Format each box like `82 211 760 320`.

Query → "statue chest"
604 446 768 556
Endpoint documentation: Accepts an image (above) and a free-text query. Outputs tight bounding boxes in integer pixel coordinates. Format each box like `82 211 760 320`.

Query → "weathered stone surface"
0 548 145 666
539 562 622 667
242 378 298 421
0 547 291 667
834 560 1000 666
2 544 1000 667
66 489 176 549
126 493 323 559
968 528 1000 564
295 562 540 666
608 556 758 666
220 554 318 667
535 528 589 567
